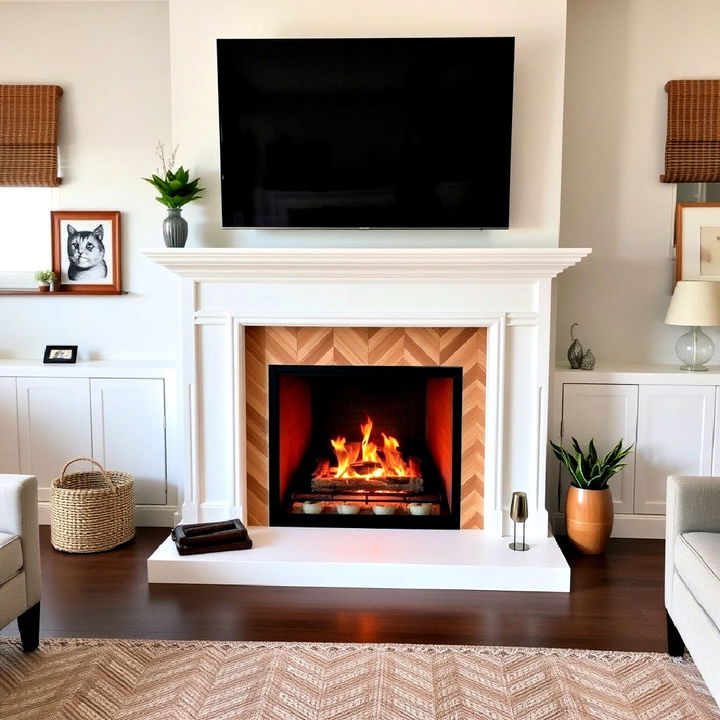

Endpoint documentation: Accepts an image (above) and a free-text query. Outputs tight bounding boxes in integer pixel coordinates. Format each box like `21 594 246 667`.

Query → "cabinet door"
561 384 638 514
635 385 714 515
0 377 20 473
17 377 92 502
90 378 166 505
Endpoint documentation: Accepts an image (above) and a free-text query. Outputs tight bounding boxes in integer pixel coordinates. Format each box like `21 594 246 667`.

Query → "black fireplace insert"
268 364 463 529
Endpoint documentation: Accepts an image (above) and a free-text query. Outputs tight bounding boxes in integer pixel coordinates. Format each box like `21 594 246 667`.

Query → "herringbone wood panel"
1 638 717 720
244 326 486 528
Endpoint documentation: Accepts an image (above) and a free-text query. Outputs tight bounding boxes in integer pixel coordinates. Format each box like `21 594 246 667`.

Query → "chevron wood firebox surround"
245 326 487 528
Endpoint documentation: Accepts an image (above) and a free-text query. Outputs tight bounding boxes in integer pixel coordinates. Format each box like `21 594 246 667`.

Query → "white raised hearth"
144 247 590 591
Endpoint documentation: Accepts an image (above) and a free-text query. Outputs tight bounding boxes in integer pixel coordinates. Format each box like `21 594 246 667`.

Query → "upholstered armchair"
0 474 41 651
665 475 720 705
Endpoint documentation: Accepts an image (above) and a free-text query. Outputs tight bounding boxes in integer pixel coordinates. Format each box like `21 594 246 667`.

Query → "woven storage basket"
51 457 135 553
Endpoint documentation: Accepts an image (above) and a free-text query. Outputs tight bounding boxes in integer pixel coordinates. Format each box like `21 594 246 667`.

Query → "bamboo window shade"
0 85 63 186
661 80 720 183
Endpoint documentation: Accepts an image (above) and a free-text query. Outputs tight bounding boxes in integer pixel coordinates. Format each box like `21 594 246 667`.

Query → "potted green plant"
550 437 633 554
34 269 57 292
142 143 204 248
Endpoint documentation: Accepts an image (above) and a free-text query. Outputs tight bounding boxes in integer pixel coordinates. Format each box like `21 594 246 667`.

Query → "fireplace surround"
144 247 589 591
247 325 487 529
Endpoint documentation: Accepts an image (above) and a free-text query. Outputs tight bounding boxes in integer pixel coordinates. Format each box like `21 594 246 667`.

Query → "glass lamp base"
675 326 714 372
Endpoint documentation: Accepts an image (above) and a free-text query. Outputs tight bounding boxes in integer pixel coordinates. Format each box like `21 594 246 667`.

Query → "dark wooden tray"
171 519 252 556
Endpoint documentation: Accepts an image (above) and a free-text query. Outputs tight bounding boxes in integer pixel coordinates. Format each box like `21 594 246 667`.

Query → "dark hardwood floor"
2 527 668 652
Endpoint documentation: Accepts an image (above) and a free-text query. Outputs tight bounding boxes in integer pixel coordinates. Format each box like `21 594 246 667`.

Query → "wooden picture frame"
43 345 78 364
675 203 720 283
51 211 121 294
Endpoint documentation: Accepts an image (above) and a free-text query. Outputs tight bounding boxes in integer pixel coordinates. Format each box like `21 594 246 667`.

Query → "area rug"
0 637 718 720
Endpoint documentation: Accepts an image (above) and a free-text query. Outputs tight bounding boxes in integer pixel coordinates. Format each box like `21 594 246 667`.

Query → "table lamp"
665 281 720 371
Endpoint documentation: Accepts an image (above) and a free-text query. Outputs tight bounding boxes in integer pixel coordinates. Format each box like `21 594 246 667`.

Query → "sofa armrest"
0 475 40 607
665 475 720 609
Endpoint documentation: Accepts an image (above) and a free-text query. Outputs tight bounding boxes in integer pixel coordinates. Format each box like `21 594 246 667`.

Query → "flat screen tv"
217 37 514 229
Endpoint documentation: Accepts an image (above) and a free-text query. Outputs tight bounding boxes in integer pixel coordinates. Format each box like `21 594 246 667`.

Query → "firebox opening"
268 365 463 529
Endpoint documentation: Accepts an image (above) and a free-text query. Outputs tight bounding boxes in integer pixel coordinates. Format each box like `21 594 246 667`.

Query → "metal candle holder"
509 491 529 551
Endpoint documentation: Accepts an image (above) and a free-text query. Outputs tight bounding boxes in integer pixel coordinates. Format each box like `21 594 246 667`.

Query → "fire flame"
330 417 412 480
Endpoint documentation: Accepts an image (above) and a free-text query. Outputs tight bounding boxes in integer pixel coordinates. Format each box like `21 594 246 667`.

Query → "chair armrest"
0 475 40 607
665 475 720 609
0 475 38 535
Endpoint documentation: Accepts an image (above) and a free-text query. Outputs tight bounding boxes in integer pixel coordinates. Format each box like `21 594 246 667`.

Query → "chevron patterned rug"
1 637 718 720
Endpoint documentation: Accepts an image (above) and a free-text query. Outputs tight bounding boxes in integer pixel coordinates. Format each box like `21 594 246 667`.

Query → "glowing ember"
327 417 414 480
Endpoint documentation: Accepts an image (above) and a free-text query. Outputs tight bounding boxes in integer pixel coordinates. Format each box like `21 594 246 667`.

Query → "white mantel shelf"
142 247 591 281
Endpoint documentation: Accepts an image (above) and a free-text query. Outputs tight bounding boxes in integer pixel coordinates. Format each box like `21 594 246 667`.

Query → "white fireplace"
144 247 589 591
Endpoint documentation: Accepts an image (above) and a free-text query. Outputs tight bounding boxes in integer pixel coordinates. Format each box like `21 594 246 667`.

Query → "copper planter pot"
565 485 613 554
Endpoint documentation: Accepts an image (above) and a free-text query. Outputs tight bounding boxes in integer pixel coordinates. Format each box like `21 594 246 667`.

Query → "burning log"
314 459 331 478
311 474 424 493
350 461 382 475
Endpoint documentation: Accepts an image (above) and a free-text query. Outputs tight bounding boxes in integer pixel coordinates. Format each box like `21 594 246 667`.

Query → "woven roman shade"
660 80 720 183
0 84 63 186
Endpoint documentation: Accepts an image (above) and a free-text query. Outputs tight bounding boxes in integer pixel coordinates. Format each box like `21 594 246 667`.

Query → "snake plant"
550 437 633 490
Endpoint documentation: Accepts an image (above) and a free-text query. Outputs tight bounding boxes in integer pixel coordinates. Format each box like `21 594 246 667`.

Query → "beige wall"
557 0 720 364
168 0 568 249
0 1 174 361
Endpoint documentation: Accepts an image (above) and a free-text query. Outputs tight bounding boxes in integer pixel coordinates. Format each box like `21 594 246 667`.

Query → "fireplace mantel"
144 245 590 591
143 247 590 281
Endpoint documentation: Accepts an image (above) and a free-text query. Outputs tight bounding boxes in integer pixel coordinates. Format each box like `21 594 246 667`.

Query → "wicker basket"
50 457 135 553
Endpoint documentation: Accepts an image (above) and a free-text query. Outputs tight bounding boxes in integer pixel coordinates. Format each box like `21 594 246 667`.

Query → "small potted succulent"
34 269 57 292
550 437 633 554
142 143 204 248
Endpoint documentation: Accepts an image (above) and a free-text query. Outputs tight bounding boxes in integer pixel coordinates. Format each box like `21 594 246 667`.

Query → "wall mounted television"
217 37 514 229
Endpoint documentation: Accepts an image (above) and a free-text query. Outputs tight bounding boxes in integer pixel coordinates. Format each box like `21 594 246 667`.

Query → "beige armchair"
0 474 41 651
665 475 720 705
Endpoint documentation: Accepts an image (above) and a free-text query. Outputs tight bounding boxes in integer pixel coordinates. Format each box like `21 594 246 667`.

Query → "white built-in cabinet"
633 385 714 515
0 377 20 473
560 383 638 515
90 378 167 505
0 361 177 526
17 377 93 504
553 365 720 538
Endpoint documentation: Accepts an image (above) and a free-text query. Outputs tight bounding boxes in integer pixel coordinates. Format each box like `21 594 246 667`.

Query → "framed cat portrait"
51 211 121 294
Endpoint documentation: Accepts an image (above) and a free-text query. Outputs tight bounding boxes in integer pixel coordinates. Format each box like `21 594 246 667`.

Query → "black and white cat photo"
66 224 108 281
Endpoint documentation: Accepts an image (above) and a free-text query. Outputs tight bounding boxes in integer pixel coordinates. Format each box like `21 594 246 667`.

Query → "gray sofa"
665 475 720 705
0 474 41 651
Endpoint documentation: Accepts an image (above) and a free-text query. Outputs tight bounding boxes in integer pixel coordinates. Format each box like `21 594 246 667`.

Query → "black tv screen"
217 37 514 229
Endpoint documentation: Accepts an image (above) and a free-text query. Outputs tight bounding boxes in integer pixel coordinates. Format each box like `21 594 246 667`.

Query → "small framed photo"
51 211 121 294
675 203 720 282
43 345 78 364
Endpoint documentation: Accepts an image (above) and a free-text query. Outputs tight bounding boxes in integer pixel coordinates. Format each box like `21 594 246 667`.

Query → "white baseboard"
552 512 665 540
38 501 177 528
611 514 666 539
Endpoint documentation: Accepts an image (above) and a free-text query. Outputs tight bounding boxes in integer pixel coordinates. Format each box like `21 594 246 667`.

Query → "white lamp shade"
665 281 720 326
